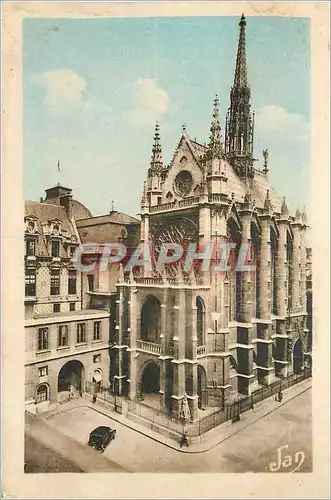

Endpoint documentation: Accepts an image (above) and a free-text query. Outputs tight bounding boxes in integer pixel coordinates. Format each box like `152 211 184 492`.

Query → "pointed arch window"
270 229 278 315
251 222 260 318
286 231 293 310
140 296 161 343
196 296 205 346
227 220 242 321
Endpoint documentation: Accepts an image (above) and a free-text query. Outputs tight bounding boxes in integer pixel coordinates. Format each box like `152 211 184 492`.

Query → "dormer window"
25 216 38 234
26 238 36 256
69 246 76 258
51 240 60 258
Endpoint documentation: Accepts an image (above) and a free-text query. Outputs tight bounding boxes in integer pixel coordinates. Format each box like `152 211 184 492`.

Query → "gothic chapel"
112 15 309 421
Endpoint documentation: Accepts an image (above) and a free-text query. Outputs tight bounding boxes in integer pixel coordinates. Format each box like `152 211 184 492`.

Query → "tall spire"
207 94 222 159
225 14 255 181
234 14 248 88
148 122 163 177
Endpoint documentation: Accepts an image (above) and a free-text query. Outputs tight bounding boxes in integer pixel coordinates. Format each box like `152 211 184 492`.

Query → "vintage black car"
88 426 116 452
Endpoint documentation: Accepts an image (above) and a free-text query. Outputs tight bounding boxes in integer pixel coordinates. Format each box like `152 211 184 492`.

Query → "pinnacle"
150 122 163 174
207 94 222 159
234 13 248 88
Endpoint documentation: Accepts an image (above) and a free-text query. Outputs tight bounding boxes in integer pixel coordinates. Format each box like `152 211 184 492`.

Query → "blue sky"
24 16 310 218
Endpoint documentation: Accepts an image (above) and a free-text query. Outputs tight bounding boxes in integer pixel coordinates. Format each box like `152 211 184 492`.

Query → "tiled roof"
184 135 282 212
188 138 207 158
250 171 282 212
76 212 140 245
76 212 139 226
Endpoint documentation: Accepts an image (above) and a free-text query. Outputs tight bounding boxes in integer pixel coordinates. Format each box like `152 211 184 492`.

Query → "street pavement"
42 387 312 473
25 434 83 473
25 412 129 473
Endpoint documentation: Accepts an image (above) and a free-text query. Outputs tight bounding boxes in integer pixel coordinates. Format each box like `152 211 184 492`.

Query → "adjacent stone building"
24 185 111 412
111 15 310 421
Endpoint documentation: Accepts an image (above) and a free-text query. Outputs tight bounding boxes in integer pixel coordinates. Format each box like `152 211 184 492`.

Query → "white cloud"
255 105 309 141
34 68 87 117
127 78 170 126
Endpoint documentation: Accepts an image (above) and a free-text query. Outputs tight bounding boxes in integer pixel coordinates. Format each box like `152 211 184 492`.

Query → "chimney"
60 193 73 219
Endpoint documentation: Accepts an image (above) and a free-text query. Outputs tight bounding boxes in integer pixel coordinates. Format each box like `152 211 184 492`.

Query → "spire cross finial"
182 123 187 134
234 13 248 88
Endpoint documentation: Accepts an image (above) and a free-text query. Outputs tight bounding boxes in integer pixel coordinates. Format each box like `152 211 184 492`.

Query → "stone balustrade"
149 197 200 213
208 193 228 203
197 345 206 356
136 339 162 354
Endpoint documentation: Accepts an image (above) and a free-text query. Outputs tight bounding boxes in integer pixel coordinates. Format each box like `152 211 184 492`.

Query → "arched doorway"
293 339 303 374
197 365 207 409
140 296 161 343
36 383 49 403
196 296 205 346
141 361 160 395
58 360 84 393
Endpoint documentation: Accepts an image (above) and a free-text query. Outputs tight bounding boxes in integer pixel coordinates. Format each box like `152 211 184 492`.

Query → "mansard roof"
25 201 79 257
25 202 76 234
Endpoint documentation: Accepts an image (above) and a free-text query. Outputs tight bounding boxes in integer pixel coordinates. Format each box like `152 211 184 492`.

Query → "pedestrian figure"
92 394 97 403
278 391 283 402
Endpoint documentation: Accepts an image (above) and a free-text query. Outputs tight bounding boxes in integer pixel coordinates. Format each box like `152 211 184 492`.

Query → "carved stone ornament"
151 217 199 276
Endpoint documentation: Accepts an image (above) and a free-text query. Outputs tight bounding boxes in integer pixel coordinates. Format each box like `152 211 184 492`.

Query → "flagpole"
57 160 60 185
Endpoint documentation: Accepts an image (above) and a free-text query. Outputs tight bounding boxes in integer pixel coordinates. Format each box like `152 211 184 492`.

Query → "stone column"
186 291 198 420
256 214 274 385
199 190 211 285
259 215 271 319
171 288 186 416
159 288 169 408
276 221 287 317
291 220 302 310
300 227 307 313
129 286 138 400
186 363 199 421
113 287 125 396
239 211 253 323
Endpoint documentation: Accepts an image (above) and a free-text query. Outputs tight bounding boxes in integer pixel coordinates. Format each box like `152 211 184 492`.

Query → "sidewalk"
44 378 312 454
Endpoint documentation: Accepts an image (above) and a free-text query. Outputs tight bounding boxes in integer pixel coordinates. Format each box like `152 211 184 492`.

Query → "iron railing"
126 371 310 437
